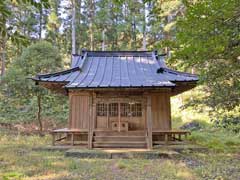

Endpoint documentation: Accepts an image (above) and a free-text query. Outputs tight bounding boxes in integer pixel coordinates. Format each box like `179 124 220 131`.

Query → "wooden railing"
51 128 88 146
51 128 191 147
153 130 191 145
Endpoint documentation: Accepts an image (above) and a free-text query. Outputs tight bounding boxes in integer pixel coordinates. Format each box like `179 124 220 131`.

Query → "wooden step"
94 136 146 142
94 131 146 136
93 141 147 148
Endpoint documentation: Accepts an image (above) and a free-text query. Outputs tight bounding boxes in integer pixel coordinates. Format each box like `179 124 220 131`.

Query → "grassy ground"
0 129 240 180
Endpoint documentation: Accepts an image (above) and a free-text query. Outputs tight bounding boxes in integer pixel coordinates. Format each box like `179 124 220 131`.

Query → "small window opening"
97 103 107 116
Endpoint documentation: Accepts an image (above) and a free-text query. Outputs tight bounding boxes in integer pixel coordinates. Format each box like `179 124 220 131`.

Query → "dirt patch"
179 156 203 168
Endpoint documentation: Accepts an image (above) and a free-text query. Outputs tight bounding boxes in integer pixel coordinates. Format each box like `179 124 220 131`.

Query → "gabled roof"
33 50 198 89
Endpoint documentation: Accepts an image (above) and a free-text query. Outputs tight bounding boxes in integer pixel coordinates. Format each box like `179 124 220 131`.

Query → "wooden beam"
146 95 153 149
69 88 172 93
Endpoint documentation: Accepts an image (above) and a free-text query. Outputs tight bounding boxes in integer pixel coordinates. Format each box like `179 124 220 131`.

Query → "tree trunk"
76 0 82 50
37 95 43 132
0 37 7 82
89 0 94 50
0 45 6 77
164 10 176 57
39 6 43 39
131 17 136 50
142 2 147 50
71 0 76 55
102 29 105 50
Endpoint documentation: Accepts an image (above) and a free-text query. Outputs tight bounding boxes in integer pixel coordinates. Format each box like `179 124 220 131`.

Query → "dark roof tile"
33 51 198 89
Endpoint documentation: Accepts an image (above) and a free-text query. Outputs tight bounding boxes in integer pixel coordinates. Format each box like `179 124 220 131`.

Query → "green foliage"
214 116 240 133
0 0 50 46
0 94 68 123
4 41 62 97
170 0 240 113
0 41 67 124
2 172 24 180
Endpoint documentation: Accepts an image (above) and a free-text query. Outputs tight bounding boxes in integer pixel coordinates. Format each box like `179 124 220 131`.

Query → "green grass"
188 129 240 153
171 105 240 153
0 129 240 180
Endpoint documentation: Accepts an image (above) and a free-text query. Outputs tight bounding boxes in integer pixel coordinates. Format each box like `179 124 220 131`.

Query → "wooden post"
88 94 94 149
68 94 72 129
165 134 168 145
52 133 55 146
178 134 182 141
71 133 74 146
118 102 121 132
184 133 187 139
146 95 153 149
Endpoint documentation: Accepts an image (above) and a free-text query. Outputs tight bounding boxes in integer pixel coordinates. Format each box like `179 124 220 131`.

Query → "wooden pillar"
147 95 153 149
68 94 72 129
164 134 168 145
52 133 55 146
118 102 121 132
71 133 74 146
168 94 172 129
178 134 182 141
88 94 94 149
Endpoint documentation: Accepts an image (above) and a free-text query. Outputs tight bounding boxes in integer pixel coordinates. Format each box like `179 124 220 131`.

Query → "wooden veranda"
51 128 191 148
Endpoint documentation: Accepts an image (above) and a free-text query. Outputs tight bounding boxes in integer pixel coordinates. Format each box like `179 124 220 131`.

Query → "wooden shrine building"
33 50 198 149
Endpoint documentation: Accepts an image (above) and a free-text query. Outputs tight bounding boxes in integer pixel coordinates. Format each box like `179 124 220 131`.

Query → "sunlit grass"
171 89 211 129
0 130 239 180
188 129 240 152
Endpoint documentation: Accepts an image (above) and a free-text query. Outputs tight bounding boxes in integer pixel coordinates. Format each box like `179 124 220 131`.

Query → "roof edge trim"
35 66 80 79
72 50 166 57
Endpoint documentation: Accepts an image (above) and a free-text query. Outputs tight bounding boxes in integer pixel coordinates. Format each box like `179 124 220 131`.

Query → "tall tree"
171 0 240 113
4 41 62 131
89 0 95 50
0 0 50 80
46 0 61 46
142 1 147 50
71 0 76 54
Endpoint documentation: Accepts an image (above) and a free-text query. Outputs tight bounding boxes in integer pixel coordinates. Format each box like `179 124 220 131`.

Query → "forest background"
0 0 239 134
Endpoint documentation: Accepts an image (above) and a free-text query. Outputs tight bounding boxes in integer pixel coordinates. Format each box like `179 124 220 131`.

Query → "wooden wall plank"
151 92 171 130
69 91 90 130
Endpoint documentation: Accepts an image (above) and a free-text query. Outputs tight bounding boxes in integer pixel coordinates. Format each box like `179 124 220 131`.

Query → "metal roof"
33 51 198 89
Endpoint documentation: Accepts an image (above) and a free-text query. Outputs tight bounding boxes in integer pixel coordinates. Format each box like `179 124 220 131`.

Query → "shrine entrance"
95 98 146 132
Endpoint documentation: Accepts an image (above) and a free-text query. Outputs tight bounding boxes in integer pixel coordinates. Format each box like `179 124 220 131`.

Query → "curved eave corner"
31 66 80 83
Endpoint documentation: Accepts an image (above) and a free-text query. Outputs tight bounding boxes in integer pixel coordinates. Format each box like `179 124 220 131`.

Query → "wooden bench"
152 130 191 145
51 128 88 146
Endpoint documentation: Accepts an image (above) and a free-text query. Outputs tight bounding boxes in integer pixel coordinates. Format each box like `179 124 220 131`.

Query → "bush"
180 120 209 131
188 129 240 152
214 116 240 133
